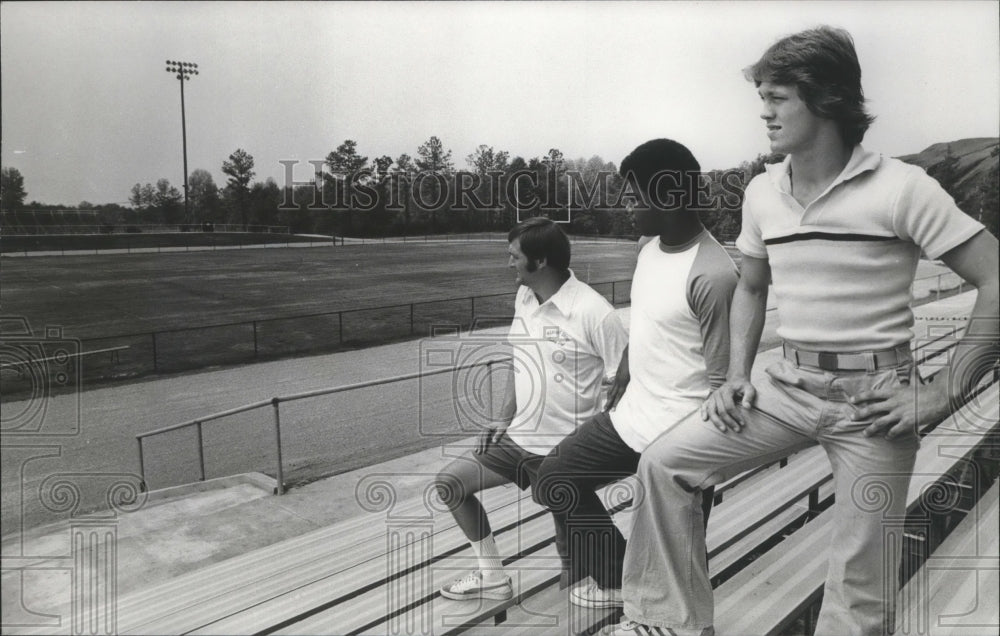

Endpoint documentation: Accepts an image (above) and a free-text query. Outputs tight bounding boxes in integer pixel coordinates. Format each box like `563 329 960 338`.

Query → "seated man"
534 139 738 608
434 217 627 601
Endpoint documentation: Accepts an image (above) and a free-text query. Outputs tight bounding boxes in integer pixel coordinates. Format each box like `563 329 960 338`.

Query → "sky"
1 1 998 207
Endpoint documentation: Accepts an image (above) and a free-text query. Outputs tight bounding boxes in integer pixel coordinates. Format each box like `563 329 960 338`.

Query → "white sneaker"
603 618 715 636
440 570 513 601
570 579 624 609
604 619 672 635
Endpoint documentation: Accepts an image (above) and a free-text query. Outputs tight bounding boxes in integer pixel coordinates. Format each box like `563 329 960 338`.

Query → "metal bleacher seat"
713 381 999 636
895 480 999 636
58 292 993 636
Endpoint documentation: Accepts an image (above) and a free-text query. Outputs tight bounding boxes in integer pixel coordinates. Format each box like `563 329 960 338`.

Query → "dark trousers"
534 412 713 590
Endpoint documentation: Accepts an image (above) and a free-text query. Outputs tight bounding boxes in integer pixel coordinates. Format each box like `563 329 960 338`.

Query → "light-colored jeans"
622 356 919 636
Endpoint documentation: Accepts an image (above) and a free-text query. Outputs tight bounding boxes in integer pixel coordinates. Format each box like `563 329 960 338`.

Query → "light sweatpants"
621 356 919 636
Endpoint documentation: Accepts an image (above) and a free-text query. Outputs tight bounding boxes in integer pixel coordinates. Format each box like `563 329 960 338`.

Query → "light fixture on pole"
165 60 198 226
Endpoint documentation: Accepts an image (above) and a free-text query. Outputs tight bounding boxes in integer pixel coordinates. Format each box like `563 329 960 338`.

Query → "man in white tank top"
533 139 739 609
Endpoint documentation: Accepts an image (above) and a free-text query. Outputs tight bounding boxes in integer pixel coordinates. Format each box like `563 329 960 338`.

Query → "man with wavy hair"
610 26 998 636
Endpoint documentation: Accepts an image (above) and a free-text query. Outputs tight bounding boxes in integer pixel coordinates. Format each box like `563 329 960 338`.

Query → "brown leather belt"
782 342 910 372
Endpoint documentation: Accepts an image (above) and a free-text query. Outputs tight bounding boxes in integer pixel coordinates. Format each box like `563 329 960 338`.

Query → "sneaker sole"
569 595 624 610
440 588 513 601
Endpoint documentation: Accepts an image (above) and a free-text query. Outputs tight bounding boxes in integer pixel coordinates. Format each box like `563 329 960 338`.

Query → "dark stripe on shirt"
764 231 897 246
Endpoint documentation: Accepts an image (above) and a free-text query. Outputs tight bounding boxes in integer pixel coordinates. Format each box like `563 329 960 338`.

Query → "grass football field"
1 240 642 384
3 240 640 337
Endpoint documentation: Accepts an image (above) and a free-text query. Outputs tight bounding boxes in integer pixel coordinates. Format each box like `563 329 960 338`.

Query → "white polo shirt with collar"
737 145 984 353
506 270 627 455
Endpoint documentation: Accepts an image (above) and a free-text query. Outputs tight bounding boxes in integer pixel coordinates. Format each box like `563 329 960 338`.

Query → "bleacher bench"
895 480 999 636
713 381 999 636
56 293 990 636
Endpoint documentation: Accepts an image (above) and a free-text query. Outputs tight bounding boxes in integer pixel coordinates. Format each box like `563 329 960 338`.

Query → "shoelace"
579 580 618 600
616 620 675 636
581 581 601 597
450 571 483 591
599 619 638 635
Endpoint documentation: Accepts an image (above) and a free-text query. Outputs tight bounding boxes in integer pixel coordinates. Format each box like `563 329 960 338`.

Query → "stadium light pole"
165 60 198 226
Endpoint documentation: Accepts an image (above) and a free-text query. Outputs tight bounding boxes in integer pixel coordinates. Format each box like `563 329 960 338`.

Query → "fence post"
151 332 158 372
137 437 147 492
196 422 206 482
272 398 286 495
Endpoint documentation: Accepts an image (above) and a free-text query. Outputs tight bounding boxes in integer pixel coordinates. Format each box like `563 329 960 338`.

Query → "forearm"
495 364 517 424
940 278 1000 409
728 283 768 381
616 345 630 379
933 230 1000 418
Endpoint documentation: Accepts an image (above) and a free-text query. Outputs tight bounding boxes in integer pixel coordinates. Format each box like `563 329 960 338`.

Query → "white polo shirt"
506 271 628 454
737 145 985 352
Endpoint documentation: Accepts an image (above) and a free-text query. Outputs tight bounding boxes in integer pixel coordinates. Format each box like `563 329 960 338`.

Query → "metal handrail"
136 355 510 495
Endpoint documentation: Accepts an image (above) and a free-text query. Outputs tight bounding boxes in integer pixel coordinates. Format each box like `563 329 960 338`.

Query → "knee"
642 453 720 518
636 441 684 478
636 447 690 493
533 459 583 513
433 470 466 511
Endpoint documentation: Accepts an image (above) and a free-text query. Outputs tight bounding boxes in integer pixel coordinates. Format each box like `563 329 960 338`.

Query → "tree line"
2 137 995 240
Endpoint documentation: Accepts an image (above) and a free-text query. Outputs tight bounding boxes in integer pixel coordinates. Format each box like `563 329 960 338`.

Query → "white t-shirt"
506 271 628 454
611 232 738 452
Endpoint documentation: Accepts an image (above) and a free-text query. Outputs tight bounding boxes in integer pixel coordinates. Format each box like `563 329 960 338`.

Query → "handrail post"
137 437 147 492
196 422 206 482
272 398 286 495
487 360 494 420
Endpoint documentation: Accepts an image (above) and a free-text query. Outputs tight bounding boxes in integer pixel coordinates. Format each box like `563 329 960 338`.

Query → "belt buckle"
817 352 839 371
876 349 897 369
